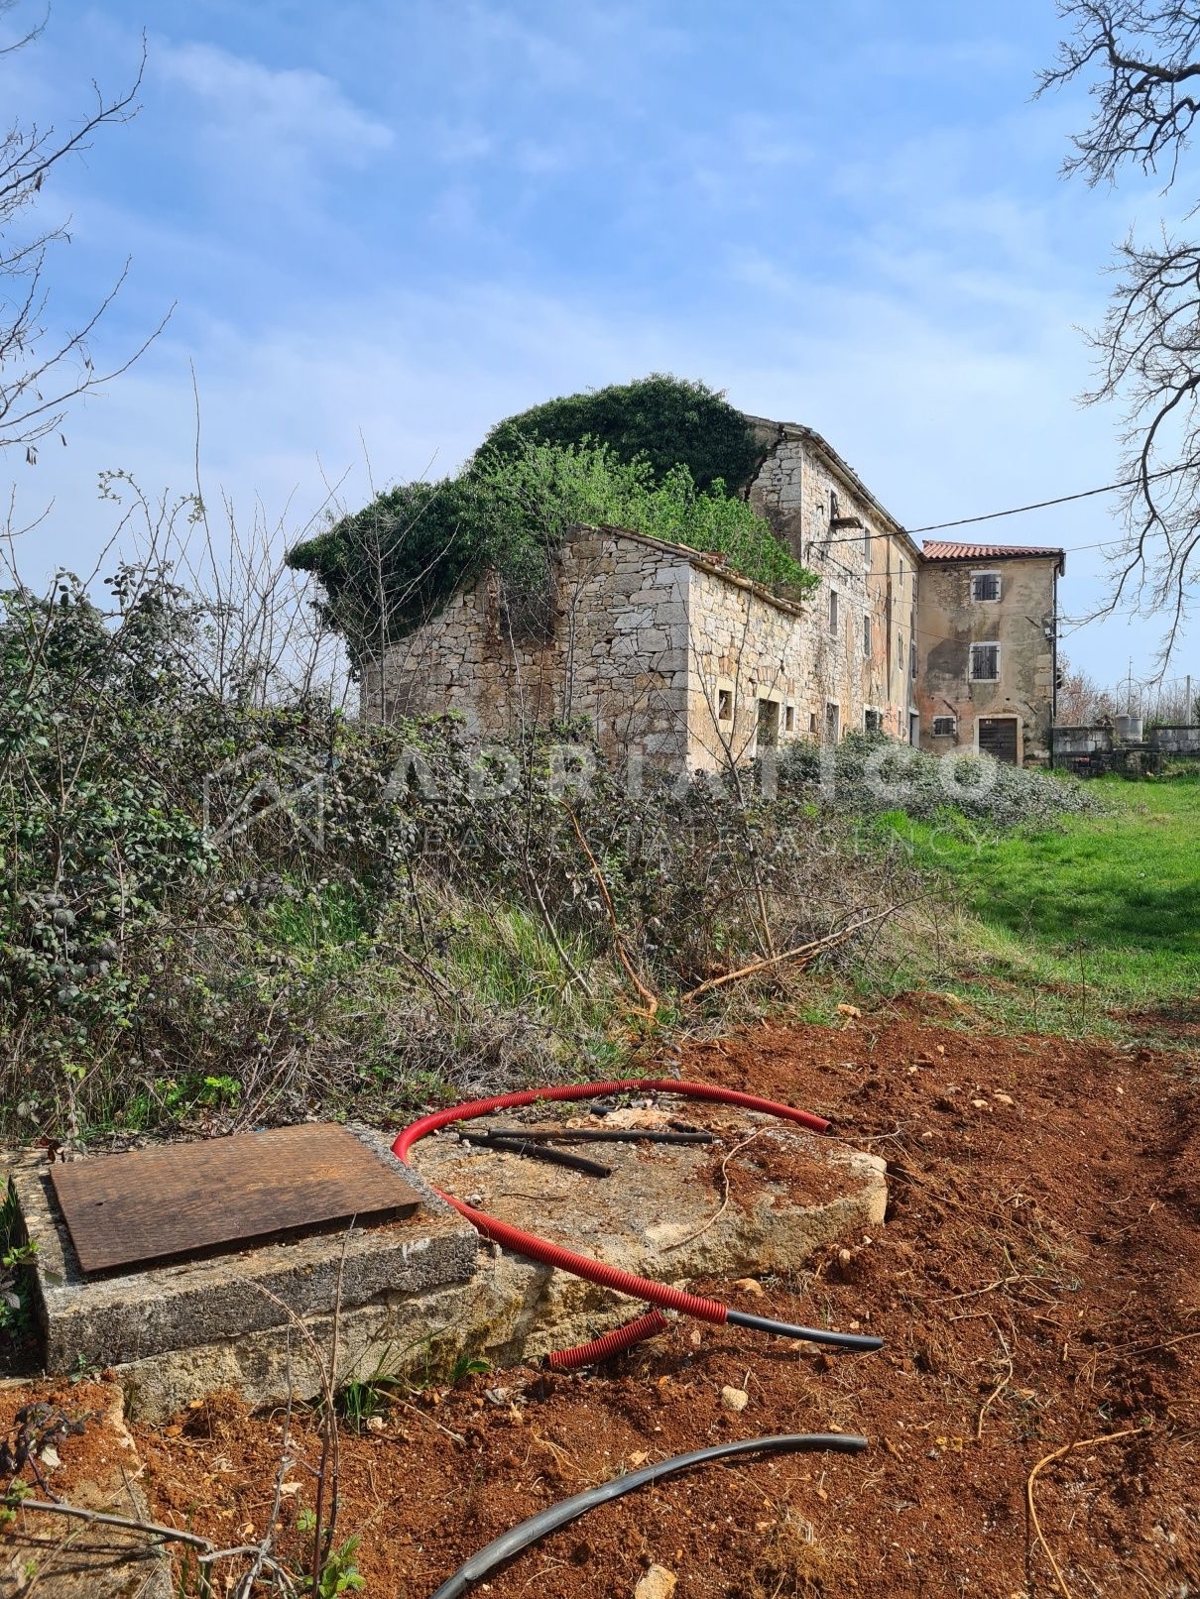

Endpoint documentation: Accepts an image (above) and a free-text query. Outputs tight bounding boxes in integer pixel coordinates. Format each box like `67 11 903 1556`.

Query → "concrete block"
110 1112 887 1420
10 1127 477 1374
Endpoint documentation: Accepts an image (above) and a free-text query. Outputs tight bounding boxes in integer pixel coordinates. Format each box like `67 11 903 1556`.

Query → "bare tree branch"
1041 3 1200 664
0 11 161 453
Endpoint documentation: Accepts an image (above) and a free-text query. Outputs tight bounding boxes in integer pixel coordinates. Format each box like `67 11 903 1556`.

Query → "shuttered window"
970 643 1000 681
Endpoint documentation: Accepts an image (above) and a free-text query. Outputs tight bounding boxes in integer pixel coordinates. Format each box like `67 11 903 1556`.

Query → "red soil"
15 1006 1200 1596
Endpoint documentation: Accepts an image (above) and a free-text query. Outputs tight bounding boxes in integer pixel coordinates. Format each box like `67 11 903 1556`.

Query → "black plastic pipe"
474 1126 715 1146
726 1308 883 1353
457 1132 612 1178
427 1433 869 1599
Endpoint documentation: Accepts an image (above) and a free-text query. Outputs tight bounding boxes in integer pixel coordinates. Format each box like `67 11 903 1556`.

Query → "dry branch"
1026 1426 1143 1599
563 805 659 1018
680 908 893 1004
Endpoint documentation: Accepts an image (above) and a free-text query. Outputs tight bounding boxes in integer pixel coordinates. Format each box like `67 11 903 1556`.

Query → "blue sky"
2 0 1195 688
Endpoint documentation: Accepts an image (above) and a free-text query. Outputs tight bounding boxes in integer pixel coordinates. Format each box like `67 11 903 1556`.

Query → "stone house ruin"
363 417 1065 770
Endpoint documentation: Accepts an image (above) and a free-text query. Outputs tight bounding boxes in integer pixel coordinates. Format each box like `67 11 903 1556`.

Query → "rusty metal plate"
49 1124 422 1275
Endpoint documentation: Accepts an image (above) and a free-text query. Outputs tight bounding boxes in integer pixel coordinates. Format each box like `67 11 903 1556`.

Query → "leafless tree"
1039 2 1200 663
1 2 164 459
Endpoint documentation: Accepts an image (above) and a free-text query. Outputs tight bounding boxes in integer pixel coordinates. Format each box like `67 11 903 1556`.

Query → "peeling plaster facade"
914 548 1064 765
362 418 1065 770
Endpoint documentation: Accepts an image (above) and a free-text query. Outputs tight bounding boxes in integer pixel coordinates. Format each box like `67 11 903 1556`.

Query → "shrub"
776 732 1103 831
0 565 909 1142
479 374 762 491
288 439 811 660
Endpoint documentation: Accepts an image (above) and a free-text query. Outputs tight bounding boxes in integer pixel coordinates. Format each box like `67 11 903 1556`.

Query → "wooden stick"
563 805 659 1018
680 909 892 1003
0 1493 213 1553
1026 1427 1142 1598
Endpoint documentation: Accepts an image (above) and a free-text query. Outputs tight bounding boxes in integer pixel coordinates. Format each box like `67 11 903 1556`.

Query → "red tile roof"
921 541 1065 562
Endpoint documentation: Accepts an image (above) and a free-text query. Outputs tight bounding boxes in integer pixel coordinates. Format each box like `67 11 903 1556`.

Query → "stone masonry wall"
748 424 919 742
362 529 695 766
683 562 811 770
362 526 824 775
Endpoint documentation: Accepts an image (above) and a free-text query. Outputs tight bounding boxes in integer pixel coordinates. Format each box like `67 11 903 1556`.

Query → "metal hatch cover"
49 1124 422 1275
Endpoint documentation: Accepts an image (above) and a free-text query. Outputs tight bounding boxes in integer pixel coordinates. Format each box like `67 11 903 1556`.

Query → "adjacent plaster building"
362 418 1066 770
914 542 1065 766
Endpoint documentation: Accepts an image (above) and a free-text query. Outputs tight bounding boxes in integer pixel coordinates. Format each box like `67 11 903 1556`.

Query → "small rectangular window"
784 704 795 733
898 631 905 670
970 642 1000 681
864 709 881 733
863 525 871 562
973 572 1001 602
829 589 839 634
825 702 840 742
863 615 871 657
717 688 732 721
932 716 957 737
756 698 779 748
898 560 905 590
830 489 839 524
910 639 917 679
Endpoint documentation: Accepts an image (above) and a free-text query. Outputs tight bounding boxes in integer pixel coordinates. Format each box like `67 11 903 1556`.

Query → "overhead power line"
904 461 1186 536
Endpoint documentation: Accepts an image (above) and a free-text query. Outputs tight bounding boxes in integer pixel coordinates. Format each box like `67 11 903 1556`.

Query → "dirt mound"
12 1014 1197 1597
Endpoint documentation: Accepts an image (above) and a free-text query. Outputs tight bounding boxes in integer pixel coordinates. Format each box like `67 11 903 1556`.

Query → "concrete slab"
8 1127 477 1372
408 1104 887 1368
4 1105 886 1422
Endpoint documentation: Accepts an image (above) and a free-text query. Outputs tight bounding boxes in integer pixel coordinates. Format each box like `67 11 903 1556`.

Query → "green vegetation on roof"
288 376 810 661
480 374 763 491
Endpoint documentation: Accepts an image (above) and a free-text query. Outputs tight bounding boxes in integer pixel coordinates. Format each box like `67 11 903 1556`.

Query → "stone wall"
362 529 693 763
362 525 826 775
914 556 1059 763
682 560 812 770
747 421 920 742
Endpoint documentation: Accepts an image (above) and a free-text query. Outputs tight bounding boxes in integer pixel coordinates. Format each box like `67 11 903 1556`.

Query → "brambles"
777 732 1102 832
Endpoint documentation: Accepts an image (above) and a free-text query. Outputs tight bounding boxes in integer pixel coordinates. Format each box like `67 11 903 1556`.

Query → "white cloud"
158 42 392 175
11 260 1154 683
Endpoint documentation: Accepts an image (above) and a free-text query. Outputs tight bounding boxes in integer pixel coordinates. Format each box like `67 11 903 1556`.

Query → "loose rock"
635 1564 677 1599
721 1385 749 1412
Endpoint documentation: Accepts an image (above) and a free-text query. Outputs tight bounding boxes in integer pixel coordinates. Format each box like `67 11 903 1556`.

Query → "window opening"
970 643 1000 681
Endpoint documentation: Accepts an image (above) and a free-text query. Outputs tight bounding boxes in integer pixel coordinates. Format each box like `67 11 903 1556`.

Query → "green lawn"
882 776 1200 1020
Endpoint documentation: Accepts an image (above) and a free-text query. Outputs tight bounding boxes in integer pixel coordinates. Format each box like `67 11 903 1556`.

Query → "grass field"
880 774 1199 1029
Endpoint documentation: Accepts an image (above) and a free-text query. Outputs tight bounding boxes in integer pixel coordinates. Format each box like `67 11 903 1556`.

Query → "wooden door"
978 717 1018 764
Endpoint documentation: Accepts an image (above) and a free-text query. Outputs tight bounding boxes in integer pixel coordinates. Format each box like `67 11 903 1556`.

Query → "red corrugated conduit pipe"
392 1077 883 1357
548 1308 670 1371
